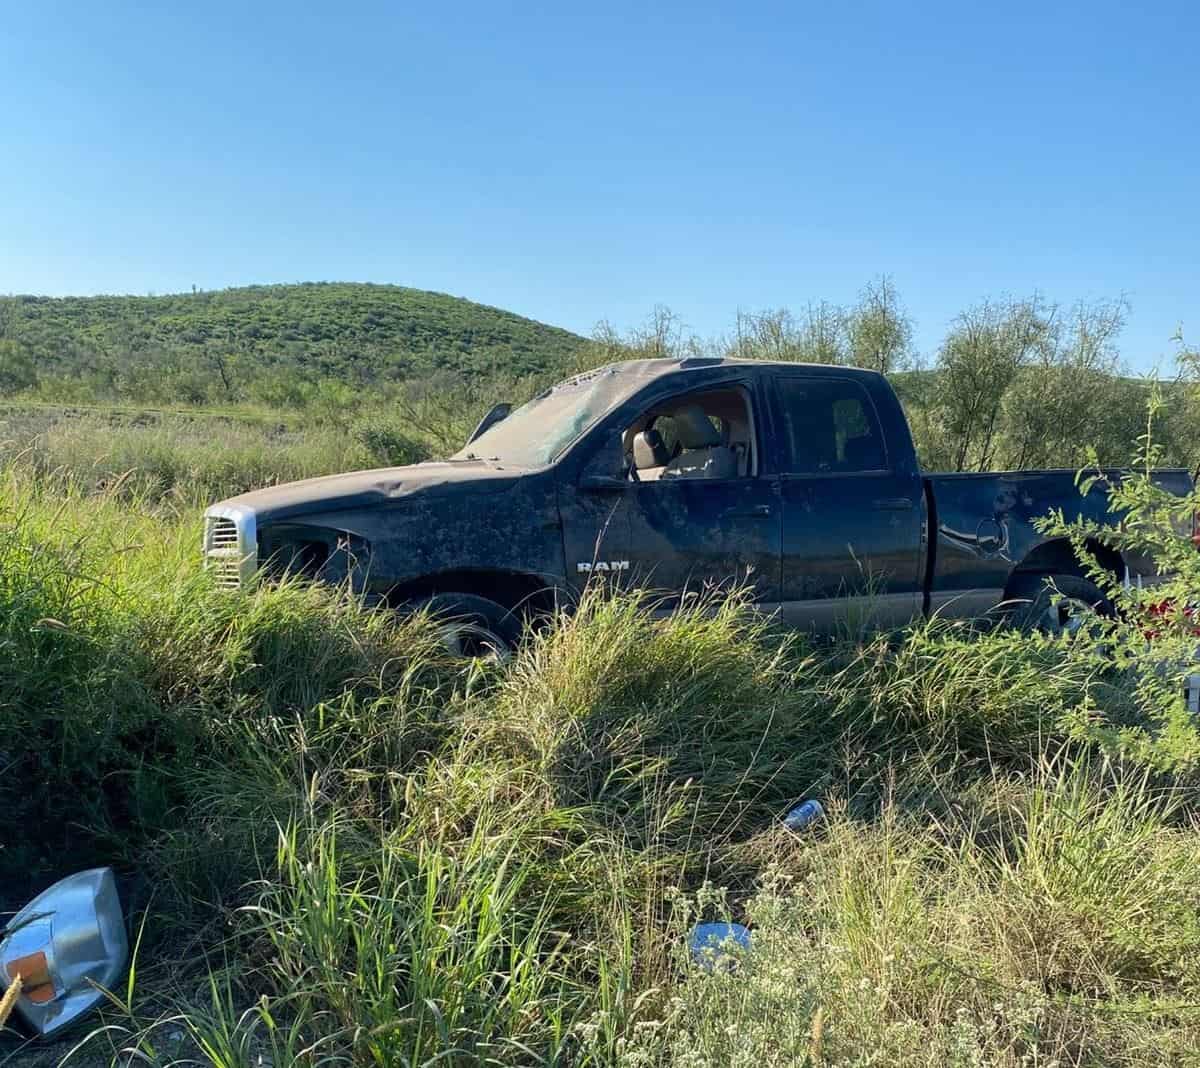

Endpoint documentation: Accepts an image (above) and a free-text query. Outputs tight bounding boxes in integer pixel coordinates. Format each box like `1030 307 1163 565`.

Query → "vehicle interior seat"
631 428 671 480
660 406 738 480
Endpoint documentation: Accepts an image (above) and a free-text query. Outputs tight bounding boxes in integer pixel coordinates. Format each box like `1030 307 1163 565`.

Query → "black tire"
1004 572 1112 637
417 592 521 661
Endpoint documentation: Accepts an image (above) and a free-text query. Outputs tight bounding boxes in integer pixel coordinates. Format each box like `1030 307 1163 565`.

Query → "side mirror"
466 403 512 445
1 868 128 1037
578 427 633 490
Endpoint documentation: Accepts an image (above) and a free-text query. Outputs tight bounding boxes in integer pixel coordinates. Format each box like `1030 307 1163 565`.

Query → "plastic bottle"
688 922 751 970
782 799 824 831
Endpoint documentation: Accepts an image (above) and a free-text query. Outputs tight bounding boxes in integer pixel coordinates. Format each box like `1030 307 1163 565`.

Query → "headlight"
0 868 128 1037
257 524 367 582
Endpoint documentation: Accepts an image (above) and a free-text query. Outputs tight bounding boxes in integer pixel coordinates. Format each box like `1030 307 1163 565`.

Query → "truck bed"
921 467 1192 617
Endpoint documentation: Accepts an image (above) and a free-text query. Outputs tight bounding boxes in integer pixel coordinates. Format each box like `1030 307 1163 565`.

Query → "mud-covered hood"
211 460 528 523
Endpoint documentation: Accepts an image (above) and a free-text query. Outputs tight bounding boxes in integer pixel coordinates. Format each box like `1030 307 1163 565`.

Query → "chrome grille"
203 509 257 590
209 555 243 590
208 518 238 548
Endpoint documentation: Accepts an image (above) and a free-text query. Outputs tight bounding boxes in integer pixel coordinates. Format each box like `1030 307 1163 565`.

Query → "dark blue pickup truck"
204 357 1191 654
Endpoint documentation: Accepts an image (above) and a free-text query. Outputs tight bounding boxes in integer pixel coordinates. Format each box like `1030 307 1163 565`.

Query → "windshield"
451 367 633 466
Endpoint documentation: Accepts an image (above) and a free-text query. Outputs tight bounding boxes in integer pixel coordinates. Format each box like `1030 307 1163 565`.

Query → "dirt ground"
2 1030 161 1067
5 1024 231 1066
3 1035 107 1067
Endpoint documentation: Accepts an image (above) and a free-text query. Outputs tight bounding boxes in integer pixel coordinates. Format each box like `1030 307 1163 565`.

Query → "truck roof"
588 355 887 383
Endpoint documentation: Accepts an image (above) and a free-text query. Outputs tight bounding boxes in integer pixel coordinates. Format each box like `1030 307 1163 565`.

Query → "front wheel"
1004 573 1112 637
417 592 521 661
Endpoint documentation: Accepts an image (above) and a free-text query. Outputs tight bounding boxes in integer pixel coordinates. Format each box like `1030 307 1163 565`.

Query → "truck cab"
553 357 925 630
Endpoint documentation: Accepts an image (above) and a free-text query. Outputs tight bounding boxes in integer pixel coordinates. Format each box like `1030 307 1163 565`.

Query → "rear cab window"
772 377 888 474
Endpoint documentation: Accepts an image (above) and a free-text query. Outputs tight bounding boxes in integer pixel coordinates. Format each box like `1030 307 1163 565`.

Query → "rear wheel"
1005 572 1112 637
418 592 521 661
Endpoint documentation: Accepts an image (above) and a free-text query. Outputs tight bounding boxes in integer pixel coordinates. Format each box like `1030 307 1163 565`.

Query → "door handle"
725 504 772 519
872 497 914 511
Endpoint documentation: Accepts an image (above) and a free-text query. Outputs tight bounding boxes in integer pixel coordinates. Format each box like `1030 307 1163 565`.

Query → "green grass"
642 764 1200 1066
0 403 443 503
4 456 1200 1067
5 279 1200 1066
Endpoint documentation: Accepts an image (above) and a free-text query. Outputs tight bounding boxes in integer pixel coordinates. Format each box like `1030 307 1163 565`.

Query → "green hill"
0 283 590 405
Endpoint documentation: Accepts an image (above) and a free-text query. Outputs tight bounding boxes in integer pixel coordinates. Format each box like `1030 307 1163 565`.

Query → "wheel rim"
1038 594 1099 638
437 619 512 662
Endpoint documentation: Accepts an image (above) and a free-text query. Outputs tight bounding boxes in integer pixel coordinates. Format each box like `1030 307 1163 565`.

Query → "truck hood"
210 460 527 523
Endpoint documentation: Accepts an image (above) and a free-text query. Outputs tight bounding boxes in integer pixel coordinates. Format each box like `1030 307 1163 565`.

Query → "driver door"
559 383 781 607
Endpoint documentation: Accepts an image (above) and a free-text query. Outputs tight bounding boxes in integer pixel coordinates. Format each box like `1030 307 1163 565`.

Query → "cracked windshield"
452 368 631 465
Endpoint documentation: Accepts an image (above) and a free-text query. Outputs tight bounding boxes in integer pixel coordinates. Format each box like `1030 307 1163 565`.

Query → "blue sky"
1 1 1196 369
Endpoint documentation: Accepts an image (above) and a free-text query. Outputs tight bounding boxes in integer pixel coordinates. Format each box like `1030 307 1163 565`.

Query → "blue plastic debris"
783 799 824 831
688 922 751 970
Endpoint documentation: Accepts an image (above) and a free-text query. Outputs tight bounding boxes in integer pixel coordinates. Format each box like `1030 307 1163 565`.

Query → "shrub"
351 417 433 467
1036 387 1200 772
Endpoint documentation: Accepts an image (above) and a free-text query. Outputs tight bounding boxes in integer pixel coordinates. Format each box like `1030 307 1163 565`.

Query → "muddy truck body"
204 358 1192 648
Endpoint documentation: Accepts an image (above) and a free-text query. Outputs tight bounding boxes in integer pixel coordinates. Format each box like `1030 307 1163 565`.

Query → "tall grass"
0 402 447 506
7 413 371 502
632 763 1200 1066
3 457 1200 1067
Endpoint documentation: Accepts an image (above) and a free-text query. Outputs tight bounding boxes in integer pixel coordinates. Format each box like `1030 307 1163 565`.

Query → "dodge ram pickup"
204 357 1192 655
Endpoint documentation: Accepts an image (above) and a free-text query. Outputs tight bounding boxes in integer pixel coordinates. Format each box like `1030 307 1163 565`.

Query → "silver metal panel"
203 503 258 589
927 588 1001 620
772 592 922 634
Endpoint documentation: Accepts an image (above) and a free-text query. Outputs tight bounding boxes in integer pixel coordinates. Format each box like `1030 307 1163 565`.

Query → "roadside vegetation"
5 438 1200 1066
4 283 1200 1065
3 280 1200 482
